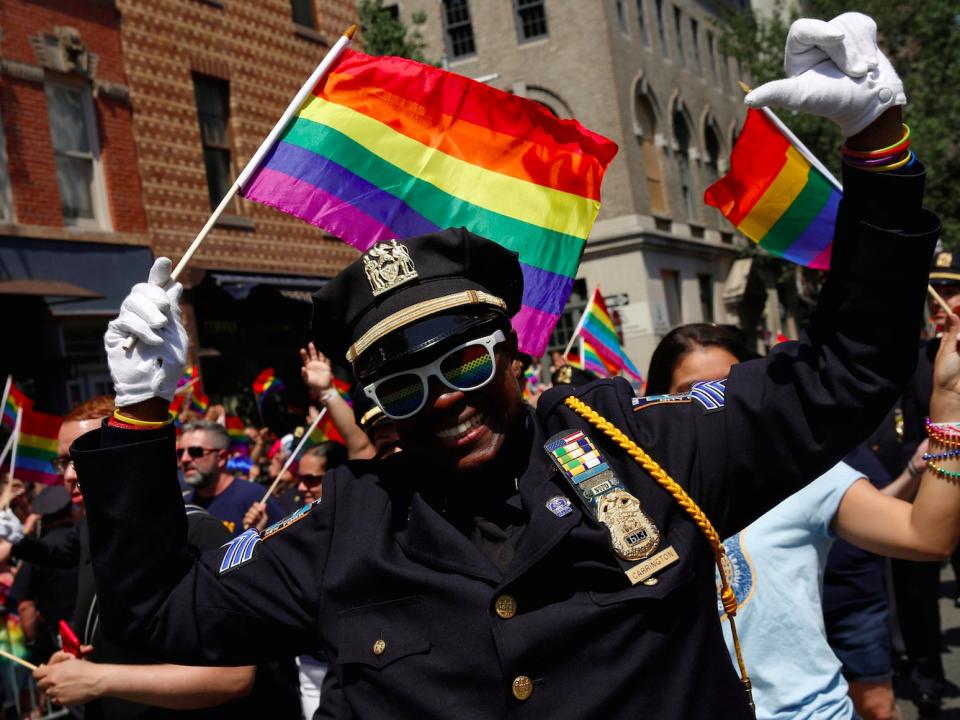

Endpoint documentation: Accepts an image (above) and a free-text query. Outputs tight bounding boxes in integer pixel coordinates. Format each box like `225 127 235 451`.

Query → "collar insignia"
363 240 418 296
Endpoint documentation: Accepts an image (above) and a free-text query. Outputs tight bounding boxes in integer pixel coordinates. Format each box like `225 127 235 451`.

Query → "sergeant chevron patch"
689 379 726 412
219 529 260 575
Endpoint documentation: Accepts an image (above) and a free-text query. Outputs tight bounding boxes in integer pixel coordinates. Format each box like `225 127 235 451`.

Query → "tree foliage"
358 0 431 63
720 1 960 248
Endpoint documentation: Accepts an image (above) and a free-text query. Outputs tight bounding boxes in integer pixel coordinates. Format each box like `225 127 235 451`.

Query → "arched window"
704 122 722 185
672 108 695 220
634 87 666 214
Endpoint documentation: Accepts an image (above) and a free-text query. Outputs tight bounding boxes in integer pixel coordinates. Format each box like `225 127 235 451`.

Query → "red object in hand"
59 620 81 657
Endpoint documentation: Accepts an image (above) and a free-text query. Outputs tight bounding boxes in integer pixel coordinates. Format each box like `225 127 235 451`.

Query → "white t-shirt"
717 462 864 720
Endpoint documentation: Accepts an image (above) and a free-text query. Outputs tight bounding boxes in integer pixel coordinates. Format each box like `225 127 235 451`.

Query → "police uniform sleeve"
682 163 937 537
71 422 331 665
11 523 80 569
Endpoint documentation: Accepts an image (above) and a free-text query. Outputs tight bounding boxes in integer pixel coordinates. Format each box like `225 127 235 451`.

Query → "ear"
503 327 519 358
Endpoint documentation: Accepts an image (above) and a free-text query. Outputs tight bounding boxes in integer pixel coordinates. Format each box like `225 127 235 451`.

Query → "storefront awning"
211 272 326 302
0 237 153 315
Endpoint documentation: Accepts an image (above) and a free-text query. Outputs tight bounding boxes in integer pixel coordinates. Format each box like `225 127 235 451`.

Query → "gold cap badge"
937 252 953 268
363 240 418 296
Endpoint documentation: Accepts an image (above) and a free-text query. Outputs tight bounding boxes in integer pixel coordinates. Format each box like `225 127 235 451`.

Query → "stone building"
398 0 755 371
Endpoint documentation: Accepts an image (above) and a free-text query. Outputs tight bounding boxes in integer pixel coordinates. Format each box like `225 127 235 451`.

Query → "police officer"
72 15 940 720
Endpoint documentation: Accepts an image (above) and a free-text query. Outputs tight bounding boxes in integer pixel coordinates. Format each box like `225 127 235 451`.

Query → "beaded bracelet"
923 447 960 462
927 460 960 480
843 124 911 159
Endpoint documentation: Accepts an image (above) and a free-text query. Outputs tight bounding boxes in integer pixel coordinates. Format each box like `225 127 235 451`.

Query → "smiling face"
388 330 524 473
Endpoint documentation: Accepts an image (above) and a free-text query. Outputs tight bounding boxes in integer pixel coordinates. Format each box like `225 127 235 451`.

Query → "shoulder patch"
632 393 692 412
219 529 260 575
689 379 726 412
262 500 319 541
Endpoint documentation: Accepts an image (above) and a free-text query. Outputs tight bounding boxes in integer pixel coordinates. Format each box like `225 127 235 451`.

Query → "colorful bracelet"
112 409 176 428
854 151 914 173
842 124 911 158
926 460 960 480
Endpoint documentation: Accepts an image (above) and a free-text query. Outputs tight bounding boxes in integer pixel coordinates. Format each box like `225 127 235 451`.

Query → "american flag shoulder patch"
218 529 260 575
689 379 726 413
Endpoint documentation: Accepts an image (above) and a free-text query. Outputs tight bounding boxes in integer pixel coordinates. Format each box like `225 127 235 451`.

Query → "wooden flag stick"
737 80 843 192
8 409 21 485
259 408 327 505
174 377 199 396
122 24 358 351
0 648 36 671
928 284 953 316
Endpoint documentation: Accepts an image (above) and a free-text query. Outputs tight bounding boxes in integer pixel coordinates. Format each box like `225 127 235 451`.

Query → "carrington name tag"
625 545 679 586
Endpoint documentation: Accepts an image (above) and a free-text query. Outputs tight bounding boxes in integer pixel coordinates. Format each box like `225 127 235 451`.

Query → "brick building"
0 0 152 411
400 0 767 371
113 0 358 403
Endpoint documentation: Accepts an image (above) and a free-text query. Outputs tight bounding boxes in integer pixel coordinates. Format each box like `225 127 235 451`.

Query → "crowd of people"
0 10 956 720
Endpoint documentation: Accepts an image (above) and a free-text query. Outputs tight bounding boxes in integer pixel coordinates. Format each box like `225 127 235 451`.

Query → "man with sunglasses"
72 17 942 719
178 420 284 536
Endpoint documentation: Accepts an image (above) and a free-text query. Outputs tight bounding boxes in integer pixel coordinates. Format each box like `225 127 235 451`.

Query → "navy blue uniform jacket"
73 164 939 719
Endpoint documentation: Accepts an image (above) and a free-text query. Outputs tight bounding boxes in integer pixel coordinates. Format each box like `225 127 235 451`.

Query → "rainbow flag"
189 388 210 414
2 384 32 430
16 409 61 486
575 288 643 381
581 337 619 378
178 365 199 388
252 368 284 408
240 49 618 357
704 109 840 270
225 416 249 452
303 415 345 448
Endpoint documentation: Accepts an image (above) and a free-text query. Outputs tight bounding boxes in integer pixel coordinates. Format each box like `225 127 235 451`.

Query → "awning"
0 278 103 300
211 272 326 302
0 237 153 315
722 258 753 304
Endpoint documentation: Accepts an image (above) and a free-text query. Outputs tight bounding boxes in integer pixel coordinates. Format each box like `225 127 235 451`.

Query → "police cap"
312 228 523 370
930 249 960 285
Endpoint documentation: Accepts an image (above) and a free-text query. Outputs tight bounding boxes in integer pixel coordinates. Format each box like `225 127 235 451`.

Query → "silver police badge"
595 490 660 562
362 240 418 296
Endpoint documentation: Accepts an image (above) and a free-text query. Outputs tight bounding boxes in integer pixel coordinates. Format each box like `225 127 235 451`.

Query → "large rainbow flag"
16 409 61 486
241 49 618 356
574 288 643 381
704 108 840 270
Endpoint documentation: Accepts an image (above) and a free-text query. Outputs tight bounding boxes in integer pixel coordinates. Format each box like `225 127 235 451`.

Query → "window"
0 108 12 222
635 90 666 214
654 0 667 55
515 0 548 42
698 274 714 322
706 30 718 83
45 82 108 228
690 18 701 72
673 6 685 66
704 124 721 185
661 270 683 327
443 0 476 58
636 0 650 46
290 0 316 28
616 0 628 34
672 109 695 219
718 52 730 92
192 74 234 211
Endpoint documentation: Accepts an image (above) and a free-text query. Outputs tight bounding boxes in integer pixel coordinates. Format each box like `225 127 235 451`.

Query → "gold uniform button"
372 639 386 656
512 675 533 701
494 594 517 619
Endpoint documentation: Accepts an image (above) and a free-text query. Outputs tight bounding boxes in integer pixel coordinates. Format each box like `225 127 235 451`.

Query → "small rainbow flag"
189 388 210 414
16 409 61 486
240 49 618 357
178 364 199 389
252 368 284 408
574 288 643 381
704 108 840 270
225 415 250 452
2 384 32 430
303 416 345 448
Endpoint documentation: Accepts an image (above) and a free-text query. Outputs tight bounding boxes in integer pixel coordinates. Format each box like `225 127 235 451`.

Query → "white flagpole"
738 81 842 192
0 430 13 470
8 409 21 481
562 287 599 357
259 408 327 504
123 24 358 351
0 376 10 423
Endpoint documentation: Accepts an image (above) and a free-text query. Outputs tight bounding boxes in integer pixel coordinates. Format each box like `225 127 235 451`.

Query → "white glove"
104 257 188 406
0 510 24 544
745 13 905 137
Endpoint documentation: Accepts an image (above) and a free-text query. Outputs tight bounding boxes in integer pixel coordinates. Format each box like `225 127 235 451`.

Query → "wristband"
320 388 339 404
112 409 176 428
842 124 911 158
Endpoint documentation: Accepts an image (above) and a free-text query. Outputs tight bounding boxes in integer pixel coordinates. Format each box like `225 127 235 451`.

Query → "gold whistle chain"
563 395 755 713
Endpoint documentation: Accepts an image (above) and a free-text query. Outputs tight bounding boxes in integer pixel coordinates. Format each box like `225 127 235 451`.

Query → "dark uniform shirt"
74 163 940 719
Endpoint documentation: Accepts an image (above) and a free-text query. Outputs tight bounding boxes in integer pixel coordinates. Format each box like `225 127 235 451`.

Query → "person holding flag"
70 13 941 719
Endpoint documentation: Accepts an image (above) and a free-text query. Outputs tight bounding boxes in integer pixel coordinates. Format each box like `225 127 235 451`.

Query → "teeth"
436 412 485 440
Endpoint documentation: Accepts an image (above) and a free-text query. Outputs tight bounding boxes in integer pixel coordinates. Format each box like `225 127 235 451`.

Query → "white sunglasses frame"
363 329 506 420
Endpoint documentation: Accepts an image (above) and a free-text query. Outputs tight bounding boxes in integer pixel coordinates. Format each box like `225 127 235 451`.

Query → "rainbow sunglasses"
363 329 506 420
